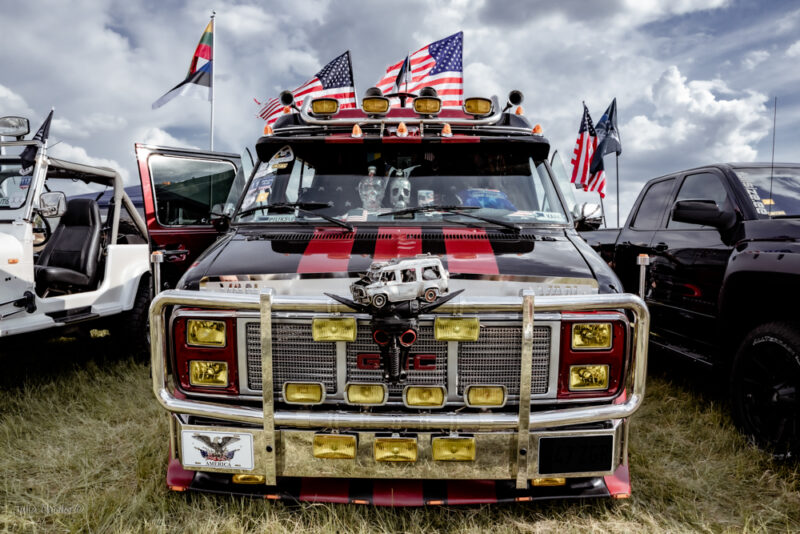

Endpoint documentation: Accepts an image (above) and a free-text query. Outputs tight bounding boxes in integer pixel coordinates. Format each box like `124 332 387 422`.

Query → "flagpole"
209 11 215 151
615 154 620 227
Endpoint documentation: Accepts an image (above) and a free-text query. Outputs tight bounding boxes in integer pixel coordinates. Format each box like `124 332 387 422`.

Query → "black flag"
19 109 53 174
589 98 621 175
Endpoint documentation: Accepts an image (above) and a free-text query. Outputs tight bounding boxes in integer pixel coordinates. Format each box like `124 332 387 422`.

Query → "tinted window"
631 179 674 229
668 172 729 229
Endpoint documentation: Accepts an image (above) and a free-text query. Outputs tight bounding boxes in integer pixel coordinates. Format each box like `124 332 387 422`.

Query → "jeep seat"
34 198 101 293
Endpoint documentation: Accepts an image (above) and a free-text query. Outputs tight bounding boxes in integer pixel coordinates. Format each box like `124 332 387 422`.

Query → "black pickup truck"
581 163 800 457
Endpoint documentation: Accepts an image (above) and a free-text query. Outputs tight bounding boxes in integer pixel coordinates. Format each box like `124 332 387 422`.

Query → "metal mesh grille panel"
346 324 448 397
457 325 551 396
245 322 337 394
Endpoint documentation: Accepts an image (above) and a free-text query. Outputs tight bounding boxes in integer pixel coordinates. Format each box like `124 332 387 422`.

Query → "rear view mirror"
0 116 30 139
672 199 736 231
38 191 66 218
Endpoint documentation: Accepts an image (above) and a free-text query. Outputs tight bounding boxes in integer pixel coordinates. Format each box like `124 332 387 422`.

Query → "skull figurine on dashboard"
389 172 411 210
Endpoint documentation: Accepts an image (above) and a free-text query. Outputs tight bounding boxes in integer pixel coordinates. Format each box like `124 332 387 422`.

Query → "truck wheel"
730 321 800 458
371 294 387 308
111 274 153 360
423 288 438 302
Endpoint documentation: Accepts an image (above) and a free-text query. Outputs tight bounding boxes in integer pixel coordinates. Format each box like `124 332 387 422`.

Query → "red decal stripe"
443 228 499 274
374 227 422 261
372 480 424 506
297 228 356 273
446 480 498 504
299 478 350 503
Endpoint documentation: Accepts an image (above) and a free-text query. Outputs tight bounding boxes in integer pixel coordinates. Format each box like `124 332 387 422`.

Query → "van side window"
422 265 440 280
631 178 675 229
380 270 396 282
401 269 416 282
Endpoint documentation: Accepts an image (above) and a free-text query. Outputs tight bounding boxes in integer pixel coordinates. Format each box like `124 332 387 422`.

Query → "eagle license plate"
181 429 254 470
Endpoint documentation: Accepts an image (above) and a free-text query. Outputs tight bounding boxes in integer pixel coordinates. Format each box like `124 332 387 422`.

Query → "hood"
182 226 603 297
740 218 800 243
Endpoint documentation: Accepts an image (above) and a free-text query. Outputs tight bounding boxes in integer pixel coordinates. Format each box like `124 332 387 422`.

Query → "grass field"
1 333 798 533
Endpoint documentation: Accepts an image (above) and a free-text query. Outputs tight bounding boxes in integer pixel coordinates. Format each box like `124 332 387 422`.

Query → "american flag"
570 103 605 197
374 32 463 108
256 51 356 124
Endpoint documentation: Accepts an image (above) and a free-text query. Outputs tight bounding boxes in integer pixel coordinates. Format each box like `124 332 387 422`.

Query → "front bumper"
151 290 648 501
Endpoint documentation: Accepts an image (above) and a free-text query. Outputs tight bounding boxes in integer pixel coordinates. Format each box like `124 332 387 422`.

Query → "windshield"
734 167 800 218
234 143 567 226
0 159 30 210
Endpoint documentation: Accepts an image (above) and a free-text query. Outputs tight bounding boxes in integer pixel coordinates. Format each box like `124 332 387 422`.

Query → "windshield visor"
235 143 567 225
735 167 800 218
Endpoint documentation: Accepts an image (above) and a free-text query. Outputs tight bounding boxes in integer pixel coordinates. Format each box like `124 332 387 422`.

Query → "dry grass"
0 334 798 533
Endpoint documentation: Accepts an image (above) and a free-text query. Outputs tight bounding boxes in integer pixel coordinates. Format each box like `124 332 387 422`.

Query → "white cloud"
138 127 198 150
786 40 800 57
48 142 130 183
742 50 769 70
0 84 33 118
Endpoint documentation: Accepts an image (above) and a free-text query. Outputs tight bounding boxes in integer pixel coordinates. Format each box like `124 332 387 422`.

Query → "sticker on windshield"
740 179 770 215
19 177 30 189
269 145 294 164
0 198 8 207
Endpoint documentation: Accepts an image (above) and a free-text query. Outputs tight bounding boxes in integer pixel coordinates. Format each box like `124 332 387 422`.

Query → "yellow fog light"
432 437 476 461
186 319 226 347
345 383 386 405
532 477 566 487
311 97 339 115
362 96 390 114
414 97 441 115
312 317 357 342
374 437 417 462
284 382 324 404
232 474 266 485
434 317 480 341
464 97 493 116
313 434 357 459
571 323 612 350
465 385 506 407
404 386 446 408
189 361 228 387
569 364 609 391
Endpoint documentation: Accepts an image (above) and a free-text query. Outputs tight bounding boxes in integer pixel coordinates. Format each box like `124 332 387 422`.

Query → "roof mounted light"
464 97 493 117
362 87 390 116
0 116 30 139
414 87 441 116
311 98 339 117
503 90 524 112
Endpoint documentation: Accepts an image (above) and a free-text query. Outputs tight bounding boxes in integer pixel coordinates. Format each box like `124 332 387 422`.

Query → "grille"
457 325 551 396
246 322 337 394
346 324 448 397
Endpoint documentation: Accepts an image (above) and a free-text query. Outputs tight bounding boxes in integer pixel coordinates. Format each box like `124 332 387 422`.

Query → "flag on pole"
256 51 357 124
395 55 412 92
19 109 53 175
590 98 622 175
374 31 463 107
152 20 214 109
570 103 604 196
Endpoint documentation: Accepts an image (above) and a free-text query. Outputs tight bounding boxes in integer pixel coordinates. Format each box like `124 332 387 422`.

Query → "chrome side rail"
150 290 649 430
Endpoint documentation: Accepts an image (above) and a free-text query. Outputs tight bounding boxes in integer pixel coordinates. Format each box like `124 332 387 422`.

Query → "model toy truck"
0 116 151 347
581 163 800 457
142 88 649 504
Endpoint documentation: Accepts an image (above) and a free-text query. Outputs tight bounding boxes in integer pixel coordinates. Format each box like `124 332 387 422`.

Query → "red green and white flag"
153 19 214 109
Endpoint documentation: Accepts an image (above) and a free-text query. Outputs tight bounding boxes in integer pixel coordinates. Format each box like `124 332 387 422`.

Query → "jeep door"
135 144 244 290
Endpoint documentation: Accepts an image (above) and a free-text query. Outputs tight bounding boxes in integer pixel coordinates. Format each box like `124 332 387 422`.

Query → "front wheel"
730 321 800 458
423 288 438 302
371 293 387 308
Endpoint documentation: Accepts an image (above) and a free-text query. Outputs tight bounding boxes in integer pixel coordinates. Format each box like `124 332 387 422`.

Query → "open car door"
135 144 248 290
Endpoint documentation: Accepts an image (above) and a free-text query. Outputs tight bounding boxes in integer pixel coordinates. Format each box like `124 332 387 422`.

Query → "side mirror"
573 202 603 231
38 191 66 218
671 199 736 231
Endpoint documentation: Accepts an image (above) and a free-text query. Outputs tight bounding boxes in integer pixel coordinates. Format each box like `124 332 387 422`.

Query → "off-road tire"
730 321 800 458
112 273 152 360
371 293 387 308
423 288 438 302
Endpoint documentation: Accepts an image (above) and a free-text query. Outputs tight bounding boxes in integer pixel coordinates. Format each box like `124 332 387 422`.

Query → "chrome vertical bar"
516 293 534 489
260 289 276 485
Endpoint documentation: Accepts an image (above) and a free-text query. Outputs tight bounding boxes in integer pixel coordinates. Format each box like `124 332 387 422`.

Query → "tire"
111 273 153 360
371 293 387 309
730 321 800 458
423 288 438 302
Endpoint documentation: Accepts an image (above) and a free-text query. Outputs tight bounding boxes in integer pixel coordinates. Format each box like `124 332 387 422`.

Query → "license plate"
181 430 254 470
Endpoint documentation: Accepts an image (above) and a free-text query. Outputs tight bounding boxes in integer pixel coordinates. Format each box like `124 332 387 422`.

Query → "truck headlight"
432 437 476 461
374 437 417 462
312 317 357 342
571 323 612 350
465 385 506 407
345 384 386 405
434 317 480 341
284 382 325 404
187 319 226 347
569 364 609 391
404 386 446 408
189 361 228 387
313 434 357 459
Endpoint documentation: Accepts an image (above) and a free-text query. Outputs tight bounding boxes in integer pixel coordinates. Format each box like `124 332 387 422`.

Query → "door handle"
654 242 668 252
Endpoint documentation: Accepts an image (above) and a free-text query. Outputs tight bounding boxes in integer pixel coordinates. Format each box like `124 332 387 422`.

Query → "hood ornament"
325 254 462 383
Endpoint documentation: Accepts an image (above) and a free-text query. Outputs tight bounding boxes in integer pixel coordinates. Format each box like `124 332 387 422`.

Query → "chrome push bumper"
150 290 649 488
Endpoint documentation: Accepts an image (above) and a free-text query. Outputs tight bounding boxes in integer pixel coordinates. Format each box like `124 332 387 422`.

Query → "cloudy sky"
2 0 798 224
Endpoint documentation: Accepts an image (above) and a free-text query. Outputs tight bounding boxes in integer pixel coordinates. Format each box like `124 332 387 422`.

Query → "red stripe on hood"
374 227 422 260
297 228 357 273
442 228 499 274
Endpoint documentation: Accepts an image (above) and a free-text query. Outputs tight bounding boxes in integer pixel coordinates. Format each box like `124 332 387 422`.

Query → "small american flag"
570 103 605 197
256 51 357 124
375 32 463 108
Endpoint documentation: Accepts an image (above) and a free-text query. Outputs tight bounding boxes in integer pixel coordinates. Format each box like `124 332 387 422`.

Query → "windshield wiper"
379 204 521 233
236 201 352 232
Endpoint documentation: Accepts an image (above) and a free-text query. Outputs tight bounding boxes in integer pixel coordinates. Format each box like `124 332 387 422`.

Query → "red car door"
135 143 244 289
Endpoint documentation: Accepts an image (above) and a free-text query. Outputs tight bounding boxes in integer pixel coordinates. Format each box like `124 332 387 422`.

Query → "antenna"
768 96 777 216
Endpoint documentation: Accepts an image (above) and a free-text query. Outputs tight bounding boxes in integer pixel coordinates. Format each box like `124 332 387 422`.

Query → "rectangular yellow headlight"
464 97 493 116
532 477 566 487
404 386 446 408
232 474 266 485
465 385 506 407
311 98 338 115
312 317 357 342
186 319 226 347
374 437 417 462
345 383 386 405
569 364 610 391
362 96 390 114
434 317 480 341
313 434 357 459
432 437 476 461
284 382 324 404
571 323 612 350
189 361 228 387
414 97 442 114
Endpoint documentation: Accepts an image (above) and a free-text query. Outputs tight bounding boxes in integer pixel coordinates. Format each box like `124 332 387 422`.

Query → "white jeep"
351 254 448 308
